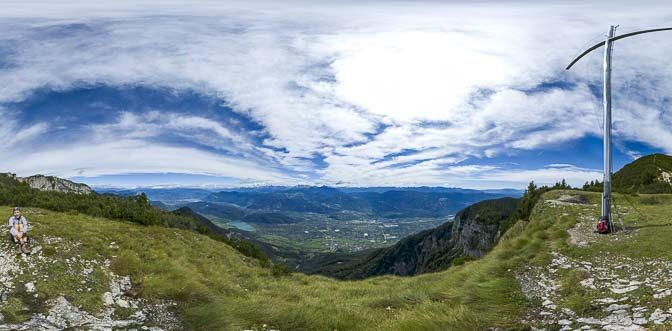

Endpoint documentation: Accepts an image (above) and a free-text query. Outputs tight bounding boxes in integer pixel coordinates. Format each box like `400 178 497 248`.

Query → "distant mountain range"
99 186 522 222
97 187 213 202
201 186 519 219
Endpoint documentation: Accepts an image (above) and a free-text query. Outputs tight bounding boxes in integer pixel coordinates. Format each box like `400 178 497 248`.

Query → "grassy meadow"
2 190 670 330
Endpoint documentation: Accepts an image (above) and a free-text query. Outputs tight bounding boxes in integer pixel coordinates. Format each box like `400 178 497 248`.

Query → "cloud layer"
1 1 671 188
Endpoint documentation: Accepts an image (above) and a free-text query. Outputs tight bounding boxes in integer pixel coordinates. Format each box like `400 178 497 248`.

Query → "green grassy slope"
584 153 672 193
0 174 269 265
613 153 672 193
0 205 531 330
2 190 671 330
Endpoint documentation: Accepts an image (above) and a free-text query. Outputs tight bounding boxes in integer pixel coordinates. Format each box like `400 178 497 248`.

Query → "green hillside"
613 153 672 193
2 189 672 329
584 153 672 193
0 206 527 330
0 174 269 265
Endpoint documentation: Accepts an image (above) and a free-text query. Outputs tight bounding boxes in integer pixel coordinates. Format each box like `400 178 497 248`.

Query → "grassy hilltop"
1 189 672 330
584 153 672 194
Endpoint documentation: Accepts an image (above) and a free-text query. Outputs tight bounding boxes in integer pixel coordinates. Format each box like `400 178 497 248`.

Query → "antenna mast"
602 25 615 230
566 26 672 230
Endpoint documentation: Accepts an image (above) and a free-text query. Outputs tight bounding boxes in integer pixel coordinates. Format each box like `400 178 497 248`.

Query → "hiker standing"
8 207 30 254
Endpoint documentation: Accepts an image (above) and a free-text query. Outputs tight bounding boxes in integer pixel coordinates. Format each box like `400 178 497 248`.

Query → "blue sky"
0 0 671 189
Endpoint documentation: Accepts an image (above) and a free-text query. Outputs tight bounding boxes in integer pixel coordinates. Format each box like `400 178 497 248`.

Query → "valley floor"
0 190 670 330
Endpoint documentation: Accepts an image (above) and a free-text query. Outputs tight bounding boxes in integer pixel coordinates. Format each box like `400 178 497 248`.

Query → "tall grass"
6 190 666 330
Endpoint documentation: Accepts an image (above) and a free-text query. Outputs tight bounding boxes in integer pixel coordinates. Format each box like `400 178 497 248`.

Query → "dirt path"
518 200 672 330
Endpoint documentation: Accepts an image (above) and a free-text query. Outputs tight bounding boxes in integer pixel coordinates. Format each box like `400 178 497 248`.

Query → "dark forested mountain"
184 201 298 224
202 186 513 218
185 201 247 220
243 212 296 224
301 197 520 279
203 186 367 214
351 190 498 218
97 187 214 202
150 200 171 210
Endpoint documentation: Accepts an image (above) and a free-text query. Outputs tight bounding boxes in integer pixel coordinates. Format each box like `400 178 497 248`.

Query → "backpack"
596 218 610 234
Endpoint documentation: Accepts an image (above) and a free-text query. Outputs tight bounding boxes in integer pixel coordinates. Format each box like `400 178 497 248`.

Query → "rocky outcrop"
14 174 92 195
451 210 502 258
520 250 672 329
0 235 180 330
449 196 520 258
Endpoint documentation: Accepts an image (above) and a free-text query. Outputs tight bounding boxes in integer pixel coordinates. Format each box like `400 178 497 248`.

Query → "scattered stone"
25 282 36 293
650 308 670 324
561 308 576 316
517 205 672 329
117 298 130 308
633 317 648 325
580 278 596 289
654 289 672 299
604 304 630 313
596 297 627 304
611 285 639 294
103 292 115 306
576 317 603 325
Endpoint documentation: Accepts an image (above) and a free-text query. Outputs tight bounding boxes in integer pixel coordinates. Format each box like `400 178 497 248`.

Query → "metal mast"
602 25 615 229
566 26 672 229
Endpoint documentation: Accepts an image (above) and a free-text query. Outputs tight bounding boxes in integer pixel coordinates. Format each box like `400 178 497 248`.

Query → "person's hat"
13 207 20 212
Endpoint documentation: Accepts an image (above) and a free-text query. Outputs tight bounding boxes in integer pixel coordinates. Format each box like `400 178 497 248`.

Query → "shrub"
271 263 293 278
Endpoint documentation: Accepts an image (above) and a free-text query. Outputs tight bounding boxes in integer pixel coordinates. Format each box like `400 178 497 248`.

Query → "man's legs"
11 224 30 253
13 224 26 244
10 229 21 253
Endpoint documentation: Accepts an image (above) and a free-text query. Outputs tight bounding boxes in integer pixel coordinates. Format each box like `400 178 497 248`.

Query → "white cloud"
1 139 300 185
90 111 256 153
0 108 49 149
0 1 670 188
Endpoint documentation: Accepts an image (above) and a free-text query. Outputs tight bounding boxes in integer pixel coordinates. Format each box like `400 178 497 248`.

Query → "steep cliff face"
450 197 516 258
451 217 500 258
302 197 519 279
14 174 93 194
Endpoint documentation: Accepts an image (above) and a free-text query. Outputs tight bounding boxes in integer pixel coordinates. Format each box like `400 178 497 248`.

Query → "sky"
0 0 671 189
